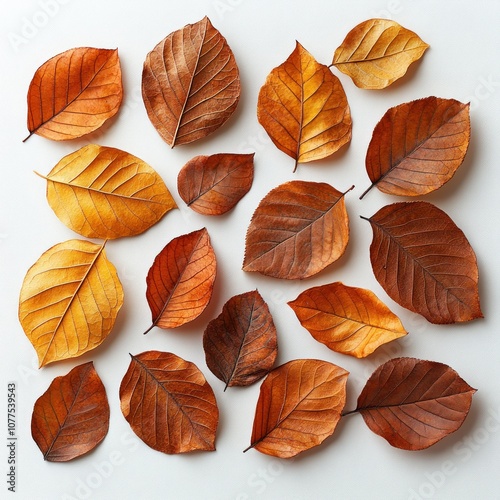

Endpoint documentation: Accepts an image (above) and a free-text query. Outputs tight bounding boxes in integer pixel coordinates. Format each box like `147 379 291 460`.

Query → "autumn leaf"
362 201 482 324
288 282 407 358
142 16 240 147
119 351 218 454
258 41 352 170
144 228 216 331
25 47 122 141
203 290 278 389
243 181 352 279
245 359 348 458
18 239 123 367
38 144 177 239
332 19 429 89
177 153 254 215
31 362 109 461
361 97 471 198
352 357 476 450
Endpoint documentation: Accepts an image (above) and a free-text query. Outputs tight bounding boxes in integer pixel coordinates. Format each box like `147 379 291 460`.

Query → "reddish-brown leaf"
243 181 352 279
245 359 348 458
144 228 216 331
142 16 240 147
361 97 471 198
354 357 476 450
119 351 218 454
288 282 407 358
363 201 482 324
25 47 122 141
31 362 109 461
203 290 278 389
177 153 254 215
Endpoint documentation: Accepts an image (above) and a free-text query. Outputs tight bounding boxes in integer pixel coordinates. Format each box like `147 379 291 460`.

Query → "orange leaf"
361 97 471 198
142 16 240 147
31 362 109 461
245 359 348 458
363 201 482 324
25 47 122 141
119 351 218 454
257 41 352 170
289 282 407 358
354 357 476 450
203 290 278 389
177 153 254 215
243 181 352 279
333 19 429 89
145 228 216 331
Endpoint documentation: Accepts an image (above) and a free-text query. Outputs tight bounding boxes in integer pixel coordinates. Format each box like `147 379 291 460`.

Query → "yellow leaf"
333 19 429 89
18 239 123 367
39 144 177 240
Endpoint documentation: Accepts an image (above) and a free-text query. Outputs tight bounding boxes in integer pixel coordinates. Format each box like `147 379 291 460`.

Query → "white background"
1 1 500 499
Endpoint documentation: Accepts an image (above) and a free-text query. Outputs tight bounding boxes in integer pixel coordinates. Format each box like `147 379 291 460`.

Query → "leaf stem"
341 408 359 417
143 324 155 335
359 215 370 222
22 132 33 143
343 184 355 196
359 183 375 200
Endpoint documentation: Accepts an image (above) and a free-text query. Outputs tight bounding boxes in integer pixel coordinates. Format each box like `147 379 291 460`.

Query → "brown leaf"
31 362 109 461
332 19 429 89
361 97 471 198
18 239 123 367
258 41 352 171
203 290 278 389
119 351 218 454
363 201 482 324
39 144 177 239
25 47 122 141
177 153 254 215
288 282 407 358
142 16 240 147
245 359 348 458
144 228 216 331
354 357 476 450
243 181 352 279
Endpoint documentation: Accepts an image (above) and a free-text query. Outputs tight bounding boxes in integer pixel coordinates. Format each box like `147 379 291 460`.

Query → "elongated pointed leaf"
203 290 278 389
120 351 218 454
243 181 351 279
258 41 352 170
40 144 177 239
333 19 429 89
289 282 407 358
363 201 482 324
355 357 476 450
142 16 240 147
145 228 216 331
19 239 123 367
31 362 109 461
25 47 122 141
246 359 348 458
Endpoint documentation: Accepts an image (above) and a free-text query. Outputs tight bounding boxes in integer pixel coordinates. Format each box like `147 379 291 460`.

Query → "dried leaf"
31 362 109 461
355 357 476 450
243 181 352 279
145 228 216 331
19 239 123 367
363 201 482 324
25 47 122 141
258 41 352 170
245 359 348 458
142 16 240 147
177 153 254 215
203 290 278 389
361 97 471 198
39 144 177 239
288 282 407 358
332 19 429 89
119 351 218 454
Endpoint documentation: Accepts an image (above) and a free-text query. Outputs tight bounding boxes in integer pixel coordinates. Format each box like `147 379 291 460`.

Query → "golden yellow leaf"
18 239 123 367
332 19 429 89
